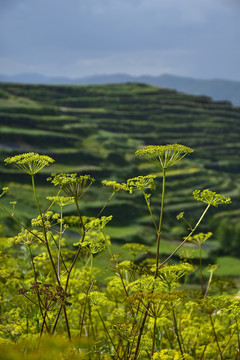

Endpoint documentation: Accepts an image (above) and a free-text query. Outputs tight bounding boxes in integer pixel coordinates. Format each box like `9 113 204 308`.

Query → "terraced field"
0 82 239 256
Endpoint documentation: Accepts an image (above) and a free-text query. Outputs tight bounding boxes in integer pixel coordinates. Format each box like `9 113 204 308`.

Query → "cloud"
0 0 239 80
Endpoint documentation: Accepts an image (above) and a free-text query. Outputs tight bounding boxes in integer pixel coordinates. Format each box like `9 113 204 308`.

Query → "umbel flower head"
102 180 128 192
46 196 75 207
135 144 194 171
127 175 157 194
187 232 212 246
193 189 231 207
4 152 54 175
48 173 95 200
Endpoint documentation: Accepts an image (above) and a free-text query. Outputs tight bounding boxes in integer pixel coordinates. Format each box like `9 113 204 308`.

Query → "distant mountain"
0 72 240 106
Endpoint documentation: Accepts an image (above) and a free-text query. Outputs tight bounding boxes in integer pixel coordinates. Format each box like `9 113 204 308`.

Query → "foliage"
0 147 238 360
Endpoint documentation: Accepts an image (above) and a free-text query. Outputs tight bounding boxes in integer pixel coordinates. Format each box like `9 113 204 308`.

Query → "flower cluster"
135 144 194 170
48 173 95 200
102 180 128 192
193 189 232 207
85 215 113 230
46 196 75 207
187 232 212 246
9 229 44 245
4 153 54 175
31 211 64 229
127 175 157 194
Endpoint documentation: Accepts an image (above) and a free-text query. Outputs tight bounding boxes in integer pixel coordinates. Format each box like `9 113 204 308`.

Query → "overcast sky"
0 0 239 80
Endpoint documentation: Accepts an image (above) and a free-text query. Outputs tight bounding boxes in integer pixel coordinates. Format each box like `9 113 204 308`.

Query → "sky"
0 0 240 80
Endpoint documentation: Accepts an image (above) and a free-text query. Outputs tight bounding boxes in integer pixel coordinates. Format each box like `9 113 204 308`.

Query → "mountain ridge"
0 73 240 106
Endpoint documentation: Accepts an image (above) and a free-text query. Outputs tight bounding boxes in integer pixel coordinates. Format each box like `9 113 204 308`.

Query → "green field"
0 82 239 263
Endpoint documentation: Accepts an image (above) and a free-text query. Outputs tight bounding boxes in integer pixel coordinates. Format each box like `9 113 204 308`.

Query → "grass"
214 256 240 277
104 225 143 240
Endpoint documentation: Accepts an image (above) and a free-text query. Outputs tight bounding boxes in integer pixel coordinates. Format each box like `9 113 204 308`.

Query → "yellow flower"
4 152 54 175
136 144 194 170
193 189 231 207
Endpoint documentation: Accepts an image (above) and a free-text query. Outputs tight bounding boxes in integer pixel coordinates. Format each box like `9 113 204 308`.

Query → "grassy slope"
0 82 239 272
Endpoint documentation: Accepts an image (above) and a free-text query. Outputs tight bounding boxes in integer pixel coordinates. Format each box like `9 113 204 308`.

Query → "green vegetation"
0 82 239 261
0 147 239 359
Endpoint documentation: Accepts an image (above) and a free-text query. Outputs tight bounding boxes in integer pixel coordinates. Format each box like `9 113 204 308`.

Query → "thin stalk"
154 170 166 278
28 245 51 332
144 192 158 232
199 244 203 296
57 206 63 282
158 204 210 270
79 283 94 337
94 306 122 360
51 305 62 334
103 232 138 322
171 308 184 357
97 191 115 217
133 170 167 359
236 318 240 352
151 317 157 357
31 175 60 285
199 337 211 360
204 270 214 298
63 305 71 340
40 310 48 338
28 245 37 282
132 304 150 360
31 175 72 339
0 202 46 243
50 232 68 273
52 199 85 333
209 313 223 359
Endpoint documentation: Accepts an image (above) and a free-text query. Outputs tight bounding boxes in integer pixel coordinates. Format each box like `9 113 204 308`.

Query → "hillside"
0 82 239 255
1 73 240 106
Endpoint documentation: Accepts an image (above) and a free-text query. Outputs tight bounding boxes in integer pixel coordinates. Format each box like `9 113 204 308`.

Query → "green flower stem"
97 191 115 217
199 244 203 296
31 174 72 338
171 307 184 357
79 283 94 337
154 169 166 279
31 175 43 222
31 175 60 285
151 317 157 357
158 204 210 270
209 313 223 359
50 232 68 273
58 207 63 282
132 306 150 360
144 192 158 232
133 171 167 359
64 202 85 290
52 199 86 335
28 245 37 282
94 306 122 360
204 269 214 298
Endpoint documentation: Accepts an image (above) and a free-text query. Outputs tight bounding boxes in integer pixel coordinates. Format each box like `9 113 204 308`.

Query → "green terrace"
0 82 239 260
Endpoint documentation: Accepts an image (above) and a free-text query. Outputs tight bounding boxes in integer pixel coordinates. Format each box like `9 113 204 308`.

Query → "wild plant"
0 146 237 360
